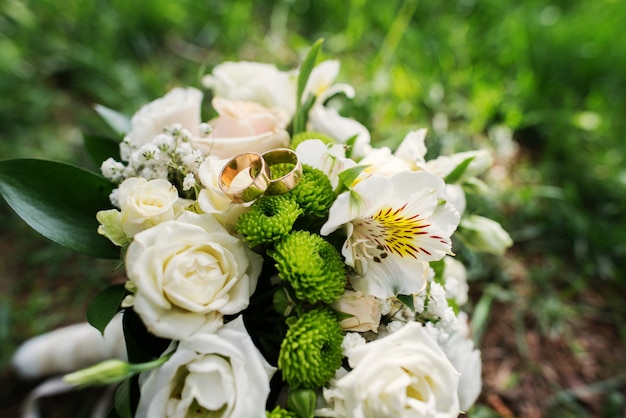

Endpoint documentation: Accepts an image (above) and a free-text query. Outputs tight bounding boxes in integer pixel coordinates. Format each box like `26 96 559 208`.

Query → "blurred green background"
1 0 625 416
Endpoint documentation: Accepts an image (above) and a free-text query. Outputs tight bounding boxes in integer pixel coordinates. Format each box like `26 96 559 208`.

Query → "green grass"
1 0 625 416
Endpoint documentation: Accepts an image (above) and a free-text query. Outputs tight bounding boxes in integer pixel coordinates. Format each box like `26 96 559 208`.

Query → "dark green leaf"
87 284 126 334
83 134 121 167
94 104 131 136
444 156 475 184
0 159 119 258
113 379 133 418
122 309 170 363
397 294 415 311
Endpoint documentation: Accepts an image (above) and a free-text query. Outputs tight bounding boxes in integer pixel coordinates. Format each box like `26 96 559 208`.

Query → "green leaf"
430 259 446 284
444 156 475 184
344 134 359 159
292 93 316 135
113 379 133 418
397 294 415 311
297 38 324 106
87 283 126 334
0 159 119 258
337 165 369 190
94 104 131 136
292 39 324 134
83 134 121 167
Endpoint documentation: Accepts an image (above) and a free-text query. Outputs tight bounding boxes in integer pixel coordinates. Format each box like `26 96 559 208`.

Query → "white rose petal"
126 212 263 340
126 87 203 149
137 316 275 418
116 177 180 238
320 321 461 418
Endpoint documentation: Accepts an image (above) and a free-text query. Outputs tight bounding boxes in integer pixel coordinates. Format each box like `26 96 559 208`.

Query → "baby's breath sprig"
236 195 302 247
269 230 346 304
278 308 344 389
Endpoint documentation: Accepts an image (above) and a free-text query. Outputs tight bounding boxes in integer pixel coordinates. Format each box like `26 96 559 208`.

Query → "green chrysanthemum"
266 407 298 418
288 164 335 218
290 131 335 149
236 195 302 247
278 308 344 389
269 230 346 304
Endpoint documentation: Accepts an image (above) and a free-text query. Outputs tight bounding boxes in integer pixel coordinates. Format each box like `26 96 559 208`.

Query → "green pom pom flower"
290 131 335 149
288 165 335 218
269 231 346 304
266 407 298 418
278 308 344 389
236 195 302 247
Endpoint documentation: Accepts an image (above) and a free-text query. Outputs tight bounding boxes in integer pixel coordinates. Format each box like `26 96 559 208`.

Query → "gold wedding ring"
262 148 303 195
218 152 271 203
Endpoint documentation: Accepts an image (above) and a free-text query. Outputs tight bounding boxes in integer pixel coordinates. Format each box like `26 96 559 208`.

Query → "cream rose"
136 316 275 418
192 97 289 158
115 177 180 238
126 211 263 340
126 87 203 148
331 290 382 333
320 321 461 418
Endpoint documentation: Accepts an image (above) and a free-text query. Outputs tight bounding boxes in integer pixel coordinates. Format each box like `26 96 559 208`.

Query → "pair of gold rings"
218 148 303 203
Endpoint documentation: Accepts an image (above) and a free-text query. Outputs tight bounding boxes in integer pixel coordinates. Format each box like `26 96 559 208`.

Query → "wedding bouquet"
3 40 512 418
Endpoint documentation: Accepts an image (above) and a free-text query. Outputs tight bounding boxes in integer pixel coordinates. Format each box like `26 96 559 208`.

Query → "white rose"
442 313 482 411
126 87 203 148
136 316 275 418
126 211 263 340
192 97 290 158
117 177 180 238
331 290 382 333
321 321 460 418
203 61 297 116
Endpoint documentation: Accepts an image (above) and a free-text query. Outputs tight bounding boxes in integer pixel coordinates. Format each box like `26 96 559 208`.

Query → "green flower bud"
269 231 346 304
96 209 129 247
64 359 132 387
278 308 344 389
288 165 335 218
266 406 298 418
287 388 317 418
236 195 302 247
290 131 336 149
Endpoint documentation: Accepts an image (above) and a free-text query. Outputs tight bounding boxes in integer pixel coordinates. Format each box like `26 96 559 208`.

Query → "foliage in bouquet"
0 40 512 418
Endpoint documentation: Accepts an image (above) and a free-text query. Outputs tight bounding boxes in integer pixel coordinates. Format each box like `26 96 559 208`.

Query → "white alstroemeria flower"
308 105 372 160
126 87 203 150
295 139 356 188
426 149 494 183
393 129 429 170
137 316 275 418
321 171 460 299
